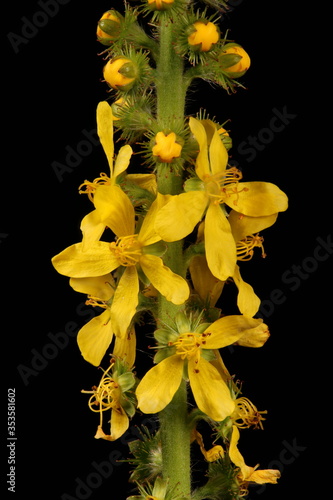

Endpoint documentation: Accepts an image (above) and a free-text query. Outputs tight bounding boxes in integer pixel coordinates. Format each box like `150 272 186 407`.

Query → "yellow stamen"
203 167 247 206
79 172 111 201
85 296 108 309
236 234 266 261
170 331 211 362
110 234 142 266
233 397 267 429
81 361 122 428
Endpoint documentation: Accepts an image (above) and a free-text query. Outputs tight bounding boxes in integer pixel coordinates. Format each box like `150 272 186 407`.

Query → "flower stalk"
51 2 288 499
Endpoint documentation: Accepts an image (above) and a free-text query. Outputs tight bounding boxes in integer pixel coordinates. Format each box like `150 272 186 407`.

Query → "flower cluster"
52 1 288 499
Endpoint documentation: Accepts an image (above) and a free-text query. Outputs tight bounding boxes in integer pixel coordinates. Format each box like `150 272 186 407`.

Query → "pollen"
236 234 266 261
110 234 142 266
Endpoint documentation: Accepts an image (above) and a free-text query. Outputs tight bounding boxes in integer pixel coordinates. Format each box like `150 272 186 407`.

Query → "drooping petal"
113 144 133 179
154 191 208 242
69 274 115 301
113 326 136 368
229 426 280 484
136 355 184 414
205 202 236 281
188 357 235 421
229 182 288 216
228 211 278 242
203 315 262 349
140 254 189 305
189 255 224 307
52 241 119 278
77 309 113 366
232 265 260 317
209 127 228 176
189 116 210 180
97 101 114 173
94 185 135 236
109 406 130 440
110 266 139 337
80 210 106 249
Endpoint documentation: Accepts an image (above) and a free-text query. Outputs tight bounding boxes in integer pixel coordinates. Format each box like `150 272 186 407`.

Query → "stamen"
79 172 111 201
171 332 205 361
110 234 142 266
85 295 108 309
233 397 267 429
203 167 248 206
236 234 266 261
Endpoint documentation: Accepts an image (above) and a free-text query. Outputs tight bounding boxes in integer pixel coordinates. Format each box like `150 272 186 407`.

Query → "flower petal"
209 127 228 176
138 194 169 246
114 144 133 179
232 265 260 317
189 255 224 307
80 210 106 249
189 116 210 180
236 320 270 348
140 254 189 305
155 191 207 242
109 406 130 440
230 182 288 216
205 202 236 281
70 274 115 301
97 101 114 173
228 210 278 242
136 355 184 414
113 326 136 368
188 357 235 421
77 309 113 366
203 315 262 349
110 266 139 337
94 185 135 236
52 241 119 278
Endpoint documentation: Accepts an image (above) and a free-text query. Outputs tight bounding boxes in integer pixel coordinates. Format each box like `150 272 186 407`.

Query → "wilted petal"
232 265 260 317
110 266 139 338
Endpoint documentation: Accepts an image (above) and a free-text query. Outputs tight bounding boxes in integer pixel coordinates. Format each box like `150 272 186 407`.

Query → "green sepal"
184 176 204 192
142 241 167 257
153 346 176 364
218 53 242 70
98 18 122 38
118 371 136 392
154 328 179 344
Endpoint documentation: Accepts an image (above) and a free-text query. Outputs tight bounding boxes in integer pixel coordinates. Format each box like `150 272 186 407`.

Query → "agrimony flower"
52 191 189 337
155 117 288 282
152 131 183 163
136 314 267 421
188 21 220 52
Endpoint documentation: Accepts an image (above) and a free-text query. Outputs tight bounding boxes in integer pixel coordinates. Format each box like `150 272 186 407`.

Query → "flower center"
203 167 247 206
110 234 142 266
236 234 266 261
171 331 211 361
79 172 111 201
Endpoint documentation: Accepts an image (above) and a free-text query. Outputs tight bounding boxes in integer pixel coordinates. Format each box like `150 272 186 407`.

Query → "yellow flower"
155 117 288 282
188 21 220 52
82 359 136 441
222 45 251 75
152 131 182 163
229 425 281 486
52 192 189 337
103 57 137 90
69 274 115 366
136 315 266 421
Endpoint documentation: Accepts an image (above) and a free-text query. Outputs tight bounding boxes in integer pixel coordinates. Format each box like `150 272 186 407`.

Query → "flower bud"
103 57 138 91
96 10 122 45
146 0 175 11
188 21 220 52
152 131 183 163
219 44 251 77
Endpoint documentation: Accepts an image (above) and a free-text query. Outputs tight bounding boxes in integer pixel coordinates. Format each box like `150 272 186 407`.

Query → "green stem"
155 18 191 500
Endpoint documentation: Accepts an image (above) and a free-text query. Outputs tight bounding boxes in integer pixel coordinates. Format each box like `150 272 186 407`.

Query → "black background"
3 1 329 499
